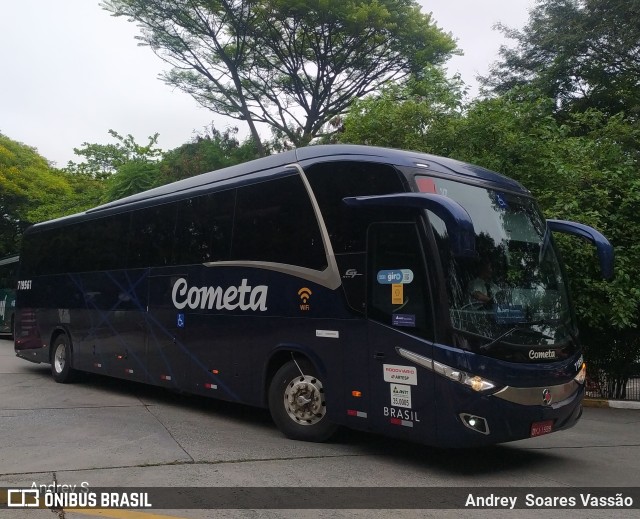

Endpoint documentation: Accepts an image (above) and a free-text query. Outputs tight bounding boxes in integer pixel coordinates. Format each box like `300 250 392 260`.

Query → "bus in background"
0 254 18 338
14 145 613 447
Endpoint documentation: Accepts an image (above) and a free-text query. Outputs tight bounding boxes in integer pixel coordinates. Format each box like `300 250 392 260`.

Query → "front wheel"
51 334 76 383
268 360 337 442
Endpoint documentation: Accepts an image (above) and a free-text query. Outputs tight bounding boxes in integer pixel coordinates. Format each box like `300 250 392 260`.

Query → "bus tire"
268 360 337 442
51 334 76 383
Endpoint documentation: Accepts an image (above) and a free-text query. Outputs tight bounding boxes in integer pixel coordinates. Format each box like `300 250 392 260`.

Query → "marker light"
574 363 587 385
351 390 362 398
469 375 493 392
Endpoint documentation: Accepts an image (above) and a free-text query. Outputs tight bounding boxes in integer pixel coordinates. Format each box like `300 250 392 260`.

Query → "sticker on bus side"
376 270 414 284
390 383 412 408
392 284 403 305
392 314 416 327
16 280 32 290
383 364 417 385
316 330 340 339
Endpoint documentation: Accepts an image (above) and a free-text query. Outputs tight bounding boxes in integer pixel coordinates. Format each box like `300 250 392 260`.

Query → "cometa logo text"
172 278 268 312
529 349 556 360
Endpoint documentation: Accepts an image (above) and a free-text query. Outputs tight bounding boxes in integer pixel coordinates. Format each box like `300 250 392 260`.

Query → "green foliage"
61 169 105 213
339 66 466 152
158 127 261 184
103 0 457 151
66 129 162 180
104 159 160 201
0 134 82 255
65 130 165 203
483 0 640 120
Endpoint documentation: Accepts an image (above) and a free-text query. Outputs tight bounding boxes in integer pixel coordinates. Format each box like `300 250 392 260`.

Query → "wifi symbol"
298 287 312 303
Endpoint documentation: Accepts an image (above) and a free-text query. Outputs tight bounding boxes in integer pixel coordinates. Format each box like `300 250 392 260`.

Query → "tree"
102 0 457 153
339 65 465 152
104 159 161 201
66 129 163 180
65 130 165 202
482 0 640 120
0 134 76 255
158 126 260 184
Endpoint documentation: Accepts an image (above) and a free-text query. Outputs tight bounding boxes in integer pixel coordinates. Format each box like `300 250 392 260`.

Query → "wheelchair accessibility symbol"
177 313 185 328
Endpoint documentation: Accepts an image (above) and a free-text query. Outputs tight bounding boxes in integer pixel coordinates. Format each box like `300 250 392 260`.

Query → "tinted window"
21 213 132 276
305 161 406 253
92 213 131 271
368 223 433 339
20 230 47 277
232 174 326 270
0 259 17 287
27 226 66 275
128 203 177 268
174 190 235 265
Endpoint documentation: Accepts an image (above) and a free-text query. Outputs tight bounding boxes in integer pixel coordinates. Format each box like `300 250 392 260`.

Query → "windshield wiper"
479 320 552 352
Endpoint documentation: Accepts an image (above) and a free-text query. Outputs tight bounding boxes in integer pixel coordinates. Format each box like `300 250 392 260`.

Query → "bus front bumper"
435 379 585 447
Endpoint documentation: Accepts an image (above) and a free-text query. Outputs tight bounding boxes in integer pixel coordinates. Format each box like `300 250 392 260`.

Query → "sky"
1 0 536 167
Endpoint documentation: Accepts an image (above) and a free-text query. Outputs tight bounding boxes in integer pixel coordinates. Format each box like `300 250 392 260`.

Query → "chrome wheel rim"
54 343 66 374
283 374 326 425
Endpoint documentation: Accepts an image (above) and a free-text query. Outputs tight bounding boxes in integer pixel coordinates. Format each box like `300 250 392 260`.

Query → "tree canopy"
102 0 458 153
66 129 162 180
482 0 640 120
158 126 260 185
0 134 88 256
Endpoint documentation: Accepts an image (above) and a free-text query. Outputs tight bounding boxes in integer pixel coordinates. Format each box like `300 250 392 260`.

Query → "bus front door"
366 222 437 442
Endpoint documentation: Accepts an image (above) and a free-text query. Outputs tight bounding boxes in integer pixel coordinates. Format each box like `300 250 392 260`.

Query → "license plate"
530 420 554 437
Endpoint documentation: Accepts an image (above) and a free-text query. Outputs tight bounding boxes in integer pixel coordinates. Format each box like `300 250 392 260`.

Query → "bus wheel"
51 334 76 383
268 360 337 442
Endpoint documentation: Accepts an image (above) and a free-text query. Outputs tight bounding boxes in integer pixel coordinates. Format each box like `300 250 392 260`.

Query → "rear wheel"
51 334 76 383
268 360 337 442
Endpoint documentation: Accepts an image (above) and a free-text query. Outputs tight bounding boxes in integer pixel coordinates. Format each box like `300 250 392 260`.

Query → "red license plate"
530 420 554 437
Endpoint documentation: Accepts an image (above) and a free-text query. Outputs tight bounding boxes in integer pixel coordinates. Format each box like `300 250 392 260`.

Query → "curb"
583 398 640 410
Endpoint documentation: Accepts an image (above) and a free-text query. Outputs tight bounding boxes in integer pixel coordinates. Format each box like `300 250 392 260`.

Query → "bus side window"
367 223 433 339
129 203 178 268
304 161 407 254
174 190 235 265
231 174 326 270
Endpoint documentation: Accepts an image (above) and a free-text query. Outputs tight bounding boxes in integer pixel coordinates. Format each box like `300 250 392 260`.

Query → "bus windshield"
419 176 575 357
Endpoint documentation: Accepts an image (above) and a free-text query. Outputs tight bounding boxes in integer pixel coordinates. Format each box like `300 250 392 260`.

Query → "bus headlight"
396 347 498 392
574 363 587 385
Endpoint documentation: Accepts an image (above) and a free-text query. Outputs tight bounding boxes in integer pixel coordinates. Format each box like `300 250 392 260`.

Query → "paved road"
0 338 638 518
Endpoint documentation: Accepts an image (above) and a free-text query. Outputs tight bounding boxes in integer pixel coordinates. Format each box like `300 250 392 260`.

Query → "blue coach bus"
0 254 18 338
14 145 613 447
